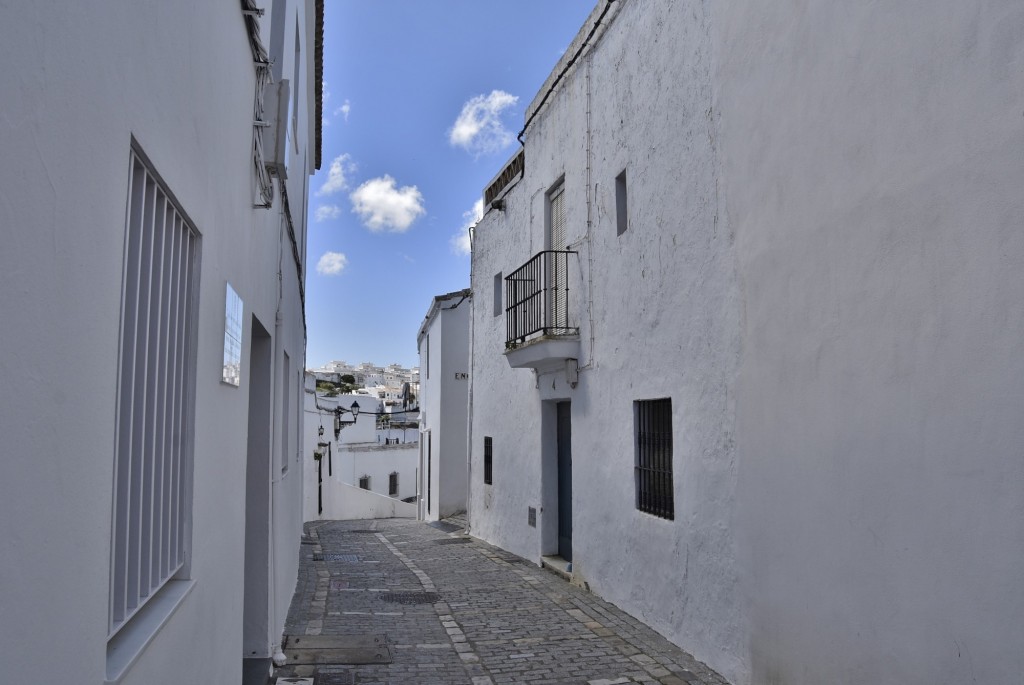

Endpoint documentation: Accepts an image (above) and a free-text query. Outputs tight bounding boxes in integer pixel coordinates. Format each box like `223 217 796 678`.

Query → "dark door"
556 401 572 561
243 316 272 675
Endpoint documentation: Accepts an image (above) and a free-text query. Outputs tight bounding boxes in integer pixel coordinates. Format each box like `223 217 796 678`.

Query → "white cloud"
315 204 343 222
316 251 348 276
335 99 351 122
349 175 425 233
450 198 483 256
316 153 356 197
448 90 519 155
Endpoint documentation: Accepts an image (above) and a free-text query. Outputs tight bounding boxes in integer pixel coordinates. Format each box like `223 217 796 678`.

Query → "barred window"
484 437 493 485
635 398 674 520
389 472 399 497
359 475 370 490
110 148 200 636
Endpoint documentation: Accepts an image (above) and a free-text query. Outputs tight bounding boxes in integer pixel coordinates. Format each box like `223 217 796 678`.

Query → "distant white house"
466 2 1024 685
417 289 472 521
0 2 322 684
303 381 418 521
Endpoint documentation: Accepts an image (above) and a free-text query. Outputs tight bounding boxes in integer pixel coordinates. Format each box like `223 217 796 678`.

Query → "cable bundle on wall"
240 0 275 208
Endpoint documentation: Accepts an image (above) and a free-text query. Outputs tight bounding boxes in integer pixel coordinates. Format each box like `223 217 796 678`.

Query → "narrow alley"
272 518 729 685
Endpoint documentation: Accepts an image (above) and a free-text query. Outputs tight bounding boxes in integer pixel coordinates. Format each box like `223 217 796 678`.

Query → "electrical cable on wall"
240 0 275 207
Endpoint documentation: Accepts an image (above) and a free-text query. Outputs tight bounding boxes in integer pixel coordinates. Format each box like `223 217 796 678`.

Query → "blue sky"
305 0 597 370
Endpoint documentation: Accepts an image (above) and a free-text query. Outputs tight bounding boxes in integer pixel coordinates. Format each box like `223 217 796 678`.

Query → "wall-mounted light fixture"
333 400 360 440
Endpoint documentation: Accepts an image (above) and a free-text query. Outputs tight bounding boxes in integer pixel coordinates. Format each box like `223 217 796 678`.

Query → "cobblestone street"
273 518 729 685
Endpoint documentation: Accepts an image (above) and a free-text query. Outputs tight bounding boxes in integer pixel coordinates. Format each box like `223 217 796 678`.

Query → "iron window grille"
635 398 674 520
110 148 201 637
389 472 398 497
504 250 578 346
484 437 493 485
359 475 370 490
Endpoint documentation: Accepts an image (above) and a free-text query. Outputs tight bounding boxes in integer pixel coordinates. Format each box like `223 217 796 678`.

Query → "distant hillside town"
309 360 419 404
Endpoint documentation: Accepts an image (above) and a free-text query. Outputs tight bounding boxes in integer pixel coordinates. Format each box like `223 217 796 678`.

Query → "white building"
0 2 321 684
303 385 418 521
467 2 1024 685
417 289 472 521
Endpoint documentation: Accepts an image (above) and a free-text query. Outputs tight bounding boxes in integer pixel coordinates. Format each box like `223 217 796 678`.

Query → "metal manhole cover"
378 591 441 605
434 538 472 545
429 520 462 533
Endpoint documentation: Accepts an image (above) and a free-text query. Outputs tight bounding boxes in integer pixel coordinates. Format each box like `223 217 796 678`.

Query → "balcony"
503 250 580 374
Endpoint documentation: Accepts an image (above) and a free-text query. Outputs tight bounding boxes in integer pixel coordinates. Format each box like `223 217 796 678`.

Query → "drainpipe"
269 208 286 667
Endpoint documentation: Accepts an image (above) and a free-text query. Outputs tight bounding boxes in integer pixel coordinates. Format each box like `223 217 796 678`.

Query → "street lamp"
333 400 361 440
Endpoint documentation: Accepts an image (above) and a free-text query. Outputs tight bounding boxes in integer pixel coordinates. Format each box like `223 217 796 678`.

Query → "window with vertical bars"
359 475 370 490
110 148 200 637
635 398 674 520
389 472 399 497
484 436 493 485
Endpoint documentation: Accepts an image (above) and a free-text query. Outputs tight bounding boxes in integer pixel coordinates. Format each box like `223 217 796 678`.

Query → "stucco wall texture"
0 1 314 683
469 2 1024 684
419 294 472 521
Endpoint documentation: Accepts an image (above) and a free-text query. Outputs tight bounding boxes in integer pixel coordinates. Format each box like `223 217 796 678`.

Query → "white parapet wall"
325 483 417 520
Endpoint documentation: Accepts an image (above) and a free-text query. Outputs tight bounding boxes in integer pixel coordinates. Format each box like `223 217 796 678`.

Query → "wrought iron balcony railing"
504 250 578 346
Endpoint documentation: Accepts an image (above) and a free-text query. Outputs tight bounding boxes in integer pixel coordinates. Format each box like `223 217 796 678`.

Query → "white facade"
0 2 321 684
468 3 1024 685
303 386 419 521
417 289 472 521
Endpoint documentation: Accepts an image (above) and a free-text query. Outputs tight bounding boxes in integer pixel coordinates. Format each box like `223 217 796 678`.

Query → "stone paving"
273 517 730 685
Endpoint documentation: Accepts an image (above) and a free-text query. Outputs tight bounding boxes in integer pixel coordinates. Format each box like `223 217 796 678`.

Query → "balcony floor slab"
504 336 580 373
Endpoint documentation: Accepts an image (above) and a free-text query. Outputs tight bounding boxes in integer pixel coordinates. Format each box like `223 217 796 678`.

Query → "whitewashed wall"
470 1 744 680
0 1 315 683
304 387 418 520
469 1 1023 684
418 291 472 521
345 444 419 502
714 3 1024 684
329 483 417 521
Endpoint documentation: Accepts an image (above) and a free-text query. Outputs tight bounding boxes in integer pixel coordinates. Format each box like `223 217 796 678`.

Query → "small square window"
359 475 370 490
635 398 673 519
484 436 493 485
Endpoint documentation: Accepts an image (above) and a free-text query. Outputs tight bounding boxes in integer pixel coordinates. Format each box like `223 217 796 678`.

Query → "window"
547 181 566 250
484 436 493 485
389 472 399 497
615 169 628 236
493 272 502 317
359 475 370 490
635 398 674 520
425 335 429 379
110 148 200 636
280 351 290 473
547 181 568 323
